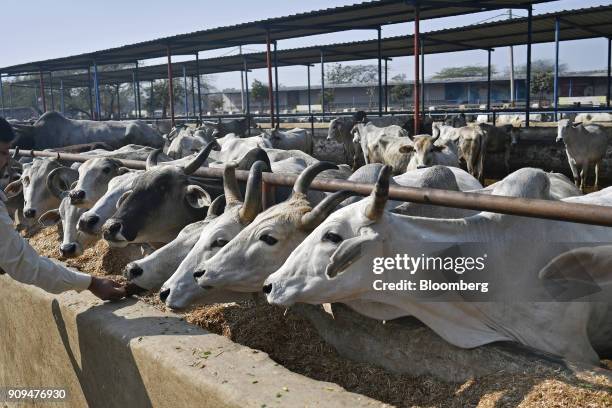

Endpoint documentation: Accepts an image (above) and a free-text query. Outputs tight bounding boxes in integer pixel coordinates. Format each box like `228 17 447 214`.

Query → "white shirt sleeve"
0 201 92 294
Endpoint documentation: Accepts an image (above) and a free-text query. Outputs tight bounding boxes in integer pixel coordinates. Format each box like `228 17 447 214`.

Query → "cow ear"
433 144 445 152
398 144 414 154
117 167 131 176
326 232 379 279
4 180 23 196
116 190 132 210
185 185 212 209
539 246 612 288
38 209 61 227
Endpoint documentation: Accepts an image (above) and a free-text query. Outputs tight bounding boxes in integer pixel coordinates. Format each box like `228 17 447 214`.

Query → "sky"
1 0 610 91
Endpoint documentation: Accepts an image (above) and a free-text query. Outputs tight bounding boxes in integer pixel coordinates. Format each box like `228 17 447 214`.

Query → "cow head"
9 124 36 150
68 158 130 207
263 166 392 306
400 134 444 169
556 118 582 143
159 160 269 309
39 167 97 258
15 158 70 221
101 142 217 247
194 161 357 294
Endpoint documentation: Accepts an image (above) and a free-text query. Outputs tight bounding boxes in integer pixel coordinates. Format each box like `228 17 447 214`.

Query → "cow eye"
22 176 30 186
211 238 229 248
102 167 111 174
259 234 278 246
323 232 343 243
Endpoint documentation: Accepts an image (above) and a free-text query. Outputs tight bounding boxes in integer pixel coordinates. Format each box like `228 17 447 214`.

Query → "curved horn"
223 162 242 205
146 149 162 170
46 167 78 199
365 165 392 221
300 190 359 231
183 141 219 175
239 160 266 223
207 194 226 218
293 161 338 195
237 147 271 172
430 130 440 143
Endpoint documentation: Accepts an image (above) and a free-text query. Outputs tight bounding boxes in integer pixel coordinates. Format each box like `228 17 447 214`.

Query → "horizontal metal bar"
11 149 612 228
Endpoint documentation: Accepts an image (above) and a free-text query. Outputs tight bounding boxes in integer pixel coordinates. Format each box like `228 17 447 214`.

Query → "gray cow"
556 118 609 191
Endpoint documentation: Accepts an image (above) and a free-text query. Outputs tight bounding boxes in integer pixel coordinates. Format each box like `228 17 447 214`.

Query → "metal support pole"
39 70 47 113
0 74 4 117
413 3 421 135
132 70 138 118
384 59 389 112
244 57 251 135
87 67 94 119
320 49 325 116
525 6 533 127
607 38 611 108
8 84 13 118
487 49 492 111
377 26 383 117
195 53 203 120
135 61 142 119
239 46 245 113
166 45 175 127
191 76 196 119
307 65 314 138
420 38 425 119
274 41 280 127
265 30 275 128
554 17 560 120
49 73 55 111
60 80 65 115
93 61 101 120
115 84 120 119
149 81 155 118
183 64 189 119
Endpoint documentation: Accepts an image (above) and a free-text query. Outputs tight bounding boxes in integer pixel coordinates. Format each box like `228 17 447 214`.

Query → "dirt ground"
28 228 612 408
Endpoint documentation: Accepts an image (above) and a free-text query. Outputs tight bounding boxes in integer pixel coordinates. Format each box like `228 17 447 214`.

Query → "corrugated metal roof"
0 0 549 75
10 5 611 89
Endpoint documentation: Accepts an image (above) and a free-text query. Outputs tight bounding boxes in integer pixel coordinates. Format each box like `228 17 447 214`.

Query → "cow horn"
223 162 242 205
239 161 266 223
12 146 20 159
430 130 440 143
46 167 79 199
292 161 338 195
365 165 392 221
183 141 219 175
300 190 359 230
146 149 162 170
207 194 226 218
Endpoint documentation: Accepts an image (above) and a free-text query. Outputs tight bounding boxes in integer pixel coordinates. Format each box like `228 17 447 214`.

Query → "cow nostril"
159 289 170 302
262 283 273 294
60 243 77 255
126 263 143 278
107 221 121 234
24 209 36 218
193 270 205 279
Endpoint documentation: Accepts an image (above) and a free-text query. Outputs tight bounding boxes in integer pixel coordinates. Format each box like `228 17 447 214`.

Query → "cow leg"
580 163 589 192
566 154 580 188
594 161 600 191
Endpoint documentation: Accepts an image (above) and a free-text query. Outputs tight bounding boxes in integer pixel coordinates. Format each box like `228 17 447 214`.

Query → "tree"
251 79 269 112
531 71 553 105
511 59 567 76
320 89 335 112
432 65 497 79
147 79 185 118
325 63 378 85
389 74 411 108
208 95 224 112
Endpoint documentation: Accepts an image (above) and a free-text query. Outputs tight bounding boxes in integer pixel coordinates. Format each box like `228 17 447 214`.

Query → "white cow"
556 118 609 191
262 128 312 154
350 123 412 174
432 122 488 183
262 167 612 364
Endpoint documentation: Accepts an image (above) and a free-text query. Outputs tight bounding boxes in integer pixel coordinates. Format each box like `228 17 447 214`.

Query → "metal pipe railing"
11 149 612 228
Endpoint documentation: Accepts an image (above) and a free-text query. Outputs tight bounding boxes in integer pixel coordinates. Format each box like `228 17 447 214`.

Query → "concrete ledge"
0 277 382 408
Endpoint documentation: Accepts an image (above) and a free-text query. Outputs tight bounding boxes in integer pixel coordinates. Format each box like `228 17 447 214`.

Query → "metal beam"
0 75 4 117
421 37 425 118
87 66 94 119
265 30 275 128
377 26 383 117
554 17 560 120
413 3 421 135
132 70 138 118
149 80 154 117
93 61 101 120
183 64 189 118
49 72 55 111
135 61 142 118
307 64 314 138
608 38 611 108
487 49 492 110
60 80 65 114
525 6 533 127
195 53 202 120
166 45 175 127
244 57 251 135
320 49 325 115
274 41 280 127
115 84 121 119
557 16 612 40
191 76 196 119
39 70 47 113
384 58 388 112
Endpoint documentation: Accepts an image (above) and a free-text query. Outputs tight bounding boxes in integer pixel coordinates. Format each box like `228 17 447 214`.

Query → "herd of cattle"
1 111 611 367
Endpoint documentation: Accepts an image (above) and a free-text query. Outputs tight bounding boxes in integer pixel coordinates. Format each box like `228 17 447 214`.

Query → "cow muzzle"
69 189 86 205
102 220 131 246
60 242 79 258
23 208 37 219
124 262 143 280
78 214 100 234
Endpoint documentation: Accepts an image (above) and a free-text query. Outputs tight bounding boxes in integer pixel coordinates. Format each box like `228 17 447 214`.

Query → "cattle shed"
0 0 573 132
